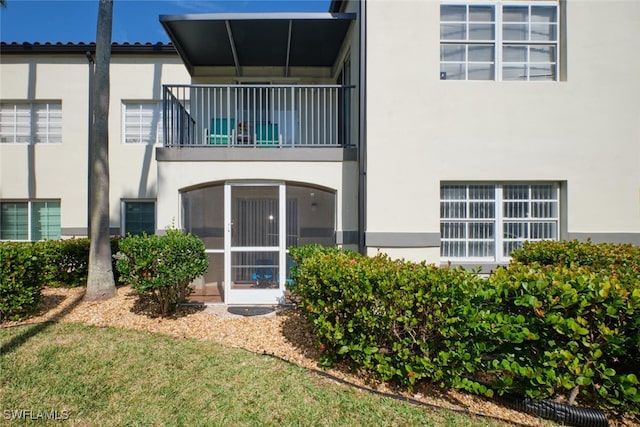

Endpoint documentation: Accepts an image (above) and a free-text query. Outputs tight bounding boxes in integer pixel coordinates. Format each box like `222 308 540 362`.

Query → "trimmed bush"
480 241 640 412
289 243 640 413
510 240 640 280
115 229 208 316
289 245 489 391
0 242 44 320
481 263 640 409
34 237 122 287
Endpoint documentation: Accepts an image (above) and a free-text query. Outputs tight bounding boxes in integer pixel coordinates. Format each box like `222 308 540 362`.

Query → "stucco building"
2 0 639 304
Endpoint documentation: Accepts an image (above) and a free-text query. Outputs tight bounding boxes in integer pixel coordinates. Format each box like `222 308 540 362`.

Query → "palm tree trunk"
86 0 116 300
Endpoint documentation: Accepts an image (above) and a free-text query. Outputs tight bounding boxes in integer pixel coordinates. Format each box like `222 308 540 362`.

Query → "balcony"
163 84 354 149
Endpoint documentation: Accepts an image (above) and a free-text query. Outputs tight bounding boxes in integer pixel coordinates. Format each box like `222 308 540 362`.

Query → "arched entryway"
182 181 335 304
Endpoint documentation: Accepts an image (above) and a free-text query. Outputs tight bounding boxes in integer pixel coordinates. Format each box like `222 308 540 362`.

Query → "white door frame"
224 182 286 305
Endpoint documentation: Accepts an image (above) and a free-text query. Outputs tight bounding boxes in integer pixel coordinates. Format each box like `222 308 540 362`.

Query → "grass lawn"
0 322 510 427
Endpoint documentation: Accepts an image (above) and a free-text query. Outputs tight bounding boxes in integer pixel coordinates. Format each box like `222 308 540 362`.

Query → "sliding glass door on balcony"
163 85 352 148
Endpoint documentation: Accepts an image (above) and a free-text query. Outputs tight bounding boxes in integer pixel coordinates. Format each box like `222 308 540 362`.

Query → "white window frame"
0 199 61 241
0 102 62 144
122 101 163 145
440 1 559 81
440 183 560 263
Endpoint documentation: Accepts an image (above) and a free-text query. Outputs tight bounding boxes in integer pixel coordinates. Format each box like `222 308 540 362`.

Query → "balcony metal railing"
163 84 353 148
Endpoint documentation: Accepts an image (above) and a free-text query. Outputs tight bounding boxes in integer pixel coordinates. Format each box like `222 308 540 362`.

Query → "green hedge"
1 237 122 320
289 242 640 413
0 242 44 320
289 245 489 391
34 238 121 287
510 240 640 280
495 240 640 410
115 229 208 317
481 262 640 411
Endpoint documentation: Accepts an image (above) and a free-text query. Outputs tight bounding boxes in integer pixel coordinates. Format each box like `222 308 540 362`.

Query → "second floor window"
440 1 559 81
0 102 62 144
123 102 163 144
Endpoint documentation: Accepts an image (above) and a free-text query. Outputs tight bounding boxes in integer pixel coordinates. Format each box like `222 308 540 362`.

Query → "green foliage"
510 240 640 282
0 242 44 320
34 239 90 287
1 237 123 320
33 237 121 287
483 240 640 412
289 242 640 413
115 229 208 316
0 322 499 427
289 245 489 392
480 263 639 411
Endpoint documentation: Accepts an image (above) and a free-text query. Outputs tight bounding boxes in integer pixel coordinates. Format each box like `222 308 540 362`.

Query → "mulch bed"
3 285 638 427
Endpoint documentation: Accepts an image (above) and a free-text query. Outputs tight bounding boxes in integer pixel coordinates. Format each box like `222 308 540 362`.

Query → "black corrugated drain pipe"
500 393 609 427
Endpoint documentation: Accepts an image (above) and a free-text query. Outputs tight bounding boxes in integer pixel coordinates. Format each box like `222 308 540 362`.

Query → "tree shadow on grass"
0 289 85 355
127 290 205 319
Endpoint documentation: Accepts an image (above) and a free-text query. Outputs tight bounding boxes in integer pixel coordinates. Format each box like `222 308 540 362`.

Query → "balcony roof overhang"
159 12 355 77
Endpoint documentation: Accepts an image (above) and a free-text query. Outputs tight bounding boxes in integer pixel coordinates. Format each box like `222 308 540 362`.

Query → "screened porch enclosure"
182 183 336 304
163 84 353 148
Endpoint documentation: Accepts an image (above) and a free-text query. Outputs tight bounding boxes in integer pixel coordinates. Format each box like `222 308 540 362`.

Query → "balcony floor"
188 282 224 304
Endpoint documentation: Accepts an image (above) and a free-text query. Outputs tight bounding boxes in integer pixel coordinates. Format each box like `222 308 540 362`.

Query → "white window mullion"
495 185 503 262
29 103 36 145
527 185 533 241
137 104 143 142
496 3 502 81
465 186 471 257
556 185 561 238
278 184 286 288
26 201 33 241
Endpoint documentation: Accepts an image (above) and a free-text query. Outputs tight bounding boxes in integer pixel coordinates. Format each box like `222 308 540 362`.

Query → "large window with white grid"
0 200 61 241
440 1 559 81
440 183 559 262
0 102 62 144
123 102 163 144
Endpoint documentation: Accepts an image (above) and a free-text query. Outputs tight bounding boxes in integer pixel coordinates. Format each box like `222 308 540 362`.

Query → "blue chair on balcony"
255 123 280 146
208 118 235 145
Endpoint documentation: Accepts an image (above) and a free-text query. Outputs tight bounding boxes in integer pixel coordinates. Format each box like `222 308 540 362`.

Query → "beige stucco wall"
156 160 359 239
107 56 190 231
364 0 640 263
0 56 91 233
0 53 190 236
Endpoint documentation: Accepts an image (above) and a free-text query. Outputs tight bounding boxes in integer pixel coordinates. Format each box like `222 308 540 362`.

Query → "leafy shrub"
0 242 44 320
289 245 489 392
115 229 208 316
479 241 640 412
511 240 640 281
33 237 122 287
289 243 640 413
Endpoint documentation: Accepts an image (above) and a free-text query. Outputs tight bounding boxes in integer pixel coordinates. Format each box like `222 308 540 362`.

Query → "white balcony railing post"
162 84 352 148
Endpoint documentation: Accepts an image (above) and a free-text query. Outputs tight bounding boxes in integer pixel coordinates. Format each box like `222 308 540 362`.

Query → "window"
123 201 155 235
0 200 61 241
0 102 62 143
440 1 558 81
440 183 558 262
123 102 163 144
